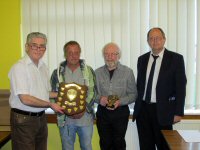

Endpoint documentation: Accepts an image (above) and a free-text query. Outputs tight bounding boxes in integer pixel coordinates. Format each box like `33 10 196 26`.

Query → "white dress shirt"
8 55 50 112
143 49 164 103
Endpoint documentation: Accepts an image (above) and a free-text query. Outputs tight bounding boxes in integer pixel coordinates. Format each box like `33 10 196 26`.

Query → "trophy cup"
56 82 88 116
107 95 119 108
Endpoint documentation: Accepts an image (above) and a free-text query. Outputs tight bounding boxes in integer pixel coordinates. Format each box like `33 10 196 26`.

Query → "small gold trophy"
107 95 119 108
56 82 88 116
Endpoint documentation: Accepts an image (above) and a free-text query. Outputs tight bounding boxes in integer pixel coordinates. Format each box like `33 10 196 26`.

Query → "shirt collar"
24 55 44 68
150 48 165 59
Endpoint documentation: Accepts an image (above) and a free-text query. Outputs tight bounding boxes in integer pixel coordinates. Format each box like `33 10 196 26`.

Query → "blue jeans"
59 124 93 150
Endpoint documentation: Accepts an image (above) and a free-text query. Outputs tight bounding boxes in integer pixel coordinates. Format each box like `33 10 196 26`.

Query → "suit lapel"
142 54 150 81
157 49 170 84
139 53 150 95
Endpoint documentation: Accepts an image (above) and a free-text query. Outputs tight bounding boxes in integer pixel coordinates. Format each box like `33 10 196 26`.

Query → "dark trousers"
136 102 172 150
10 110 48 150
96 106 129 150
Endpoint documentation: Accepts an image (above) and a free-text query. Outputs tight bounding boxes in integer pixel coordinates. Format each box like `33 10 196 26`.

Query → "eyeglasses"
29 44 46 51
104 52 119 57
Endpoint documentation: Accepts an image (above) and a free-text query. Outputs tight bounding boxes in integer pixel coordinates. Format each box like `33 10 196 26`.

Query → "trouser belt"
11 108 45 117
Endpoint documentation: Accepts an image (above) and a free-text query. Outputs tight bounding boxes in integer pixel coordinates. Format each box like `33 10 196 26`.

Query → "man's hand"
49 92 58 99
106 100 120 110
173 115 182 124
69 110 85 119
114 100 120 109
50 103 64 114
100 96 108 106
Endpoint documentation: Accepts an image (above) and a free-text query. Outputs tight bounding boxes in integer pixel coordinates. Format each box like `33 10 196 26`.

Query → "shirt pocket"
113 78 126 89
78 78 89 86
13 113 32 125
98 79 109 93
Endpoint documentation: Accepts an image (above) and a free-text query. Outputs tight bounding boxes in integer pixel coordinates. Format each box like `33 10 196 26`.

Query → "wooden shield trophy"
56 82 88 116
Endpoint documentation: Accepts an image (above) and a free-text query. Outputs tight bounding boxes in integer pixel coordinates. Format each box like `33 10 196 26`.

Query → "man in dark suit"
133 27 187 150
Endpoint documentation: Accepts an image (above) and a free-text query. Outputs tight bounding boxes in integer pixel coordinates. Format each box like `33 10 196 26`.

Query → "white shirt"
143 49 164 103
8 55 50 112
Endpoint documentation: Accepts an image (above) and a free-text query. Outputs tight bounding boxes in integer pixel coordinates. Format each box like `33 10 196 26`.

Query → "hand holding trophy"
106 95 119 110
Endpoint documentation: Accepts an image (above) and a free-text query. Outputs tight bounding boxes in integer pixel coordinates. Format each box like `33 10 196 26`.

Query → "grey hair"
102 42 121 58
26 32 47 45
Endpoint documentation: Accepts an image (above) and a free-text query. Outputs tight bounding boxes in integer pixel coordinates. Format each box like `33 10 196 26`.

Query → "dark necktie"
145 54 159 103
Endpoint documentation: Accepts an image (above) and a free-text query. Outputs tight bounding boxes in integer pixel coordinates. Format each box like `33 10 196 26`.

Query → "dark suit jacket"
133 49 187 126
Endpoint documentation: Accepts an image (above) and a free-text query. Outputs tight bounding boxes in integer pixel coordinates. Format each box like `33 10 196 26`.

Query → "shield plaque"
56 82 88 116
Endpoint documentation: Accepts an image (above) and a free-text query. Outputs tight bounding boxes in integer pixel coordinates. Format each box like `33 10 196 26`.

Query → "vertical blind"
22 0 200 111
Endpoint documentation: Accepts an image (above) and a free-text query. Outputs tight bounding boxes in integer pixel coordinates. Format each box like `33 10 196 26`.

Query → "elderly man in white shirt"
8 32 64 150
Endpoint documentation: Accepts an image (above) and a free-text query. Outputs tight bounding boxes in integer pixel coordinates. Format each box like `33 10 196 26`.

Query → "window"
22 0 200 114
